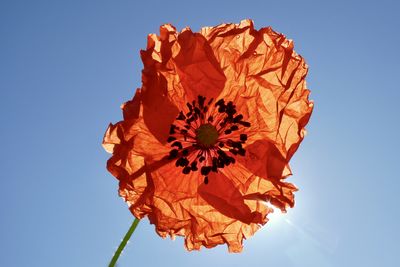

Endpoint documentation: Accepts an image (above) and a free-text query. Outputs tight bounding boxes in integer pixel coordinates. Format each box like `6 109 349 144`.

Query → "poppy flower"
103 19 313 253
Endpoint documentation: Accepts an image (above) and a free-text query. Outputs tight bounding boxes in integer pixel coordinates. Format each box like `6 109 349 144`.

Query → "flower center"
196 124 218 147
166 95 251 184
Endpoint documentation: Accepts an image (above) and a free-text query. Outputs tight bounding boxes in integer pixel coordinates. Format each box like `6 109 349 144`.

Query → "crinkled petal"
238 139 292 180
201 19 313 159
139 24 227 143
126 160 271 252
219 157 297 212
102 112 171 217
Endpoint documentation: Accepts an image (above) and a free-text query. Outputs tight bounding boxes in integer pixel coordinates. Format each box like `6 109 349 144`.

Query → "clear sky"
1 0 399 266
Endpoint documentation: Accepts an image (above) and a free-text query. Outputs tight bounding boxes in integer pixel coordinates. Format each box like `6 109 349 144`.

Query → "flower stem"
109 218 140 267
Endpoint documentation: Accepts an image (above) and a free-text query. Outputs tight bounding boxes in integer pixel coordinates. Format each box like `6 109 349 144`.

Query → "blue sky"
1 0 399 266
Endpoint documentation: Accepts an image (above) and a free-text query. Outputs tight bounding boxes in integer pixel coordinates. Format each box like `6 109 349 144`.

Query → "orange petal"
129 161 271 252
238 139 292 180
172 28 226 101
198 171 262 224
103 115 170 182
220 158 297 212
139 24 227 144
202 19 313 159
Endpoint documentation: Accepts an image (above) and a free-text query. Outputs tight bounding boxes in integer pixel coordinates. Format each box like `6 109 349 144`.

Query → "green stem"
109 218 140 267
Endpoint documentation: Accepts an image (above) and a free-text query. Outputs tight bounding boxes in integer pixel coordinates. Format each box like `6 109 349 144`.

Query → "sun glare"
266 203 285 224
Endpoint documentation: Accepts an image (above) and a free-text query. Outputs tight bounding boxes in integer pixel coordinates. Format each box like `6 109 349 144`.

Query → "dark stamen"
191 161 198 171
176 157 189 167
201 166 212 176
168 95 250 183
233 114 243 123
169 125 177 134
238 148 246 156
182 166 191 174
230 125 239 131
198 95 206 108
239 121 251 127
212 157 218 172
167 136 176 143
176 111 186 120
229 149 238 155
168 149 179 159
171 141 183 150
215 99 225 106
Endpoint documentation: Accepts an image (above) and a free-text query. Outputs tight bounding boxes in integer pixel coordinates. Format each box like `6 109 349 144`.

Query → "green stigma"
196 123 219 147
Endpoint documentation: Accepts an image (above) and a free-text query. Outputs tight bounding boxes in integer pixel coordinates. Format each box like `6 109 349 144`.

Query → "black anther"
169 125 176 134
239 121 251 127
191 161 198 171
168 149 179 159
229 149 238 155
215 99 224 106
223 157 232 165
230 125 239 131
232 142 242 149
182 166 191 174
167 136 176 143
224 129 232 135
212 158 218 172
198 95 205 108
217 157 225 168
233 114 243 123
226 139 233 147
217 150 227 157
201 166 212 176
171 141 183 150
176 157 189 167
176 111 186 120
186 117 193 124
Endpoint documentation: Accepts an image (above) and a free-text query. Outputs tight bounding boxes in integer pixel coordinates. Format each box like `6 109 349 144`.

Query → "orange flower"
103 19 313 252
